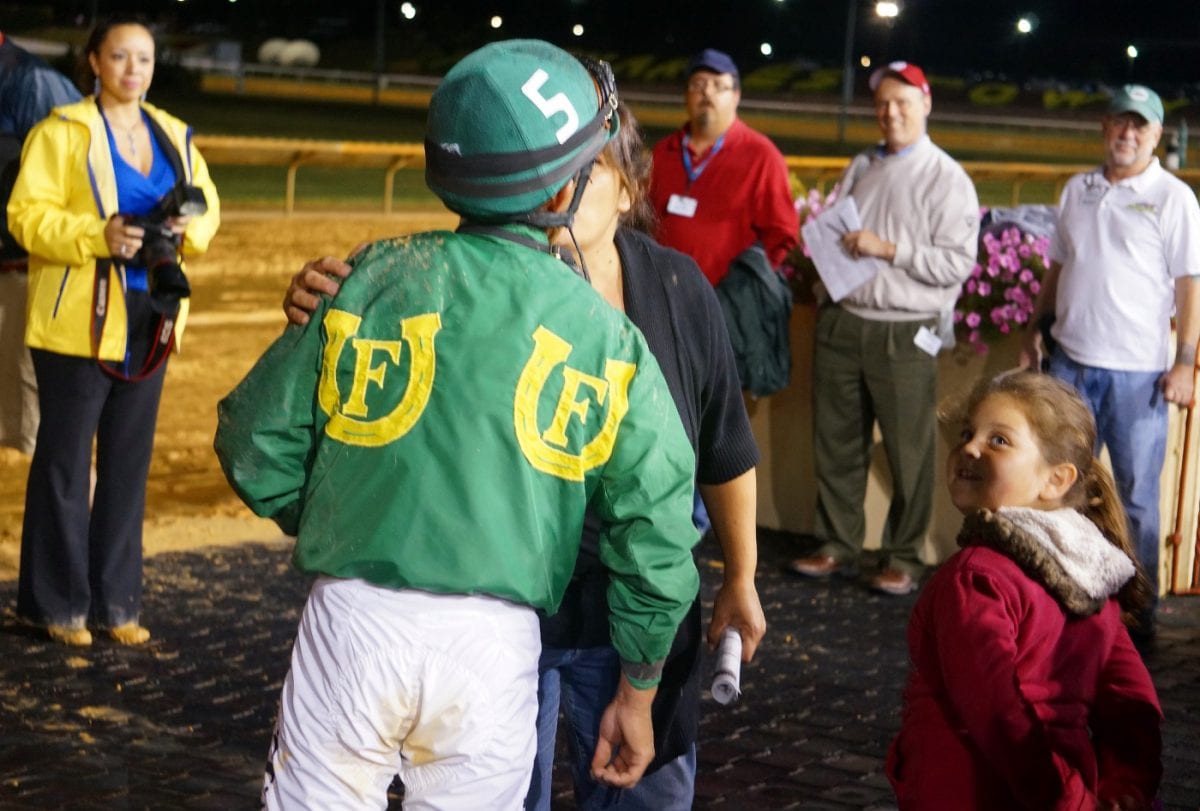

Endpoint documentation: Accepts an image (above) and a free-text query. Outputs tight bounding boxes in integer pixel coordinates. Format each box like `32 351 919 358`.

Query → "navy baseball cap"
687 48 739 80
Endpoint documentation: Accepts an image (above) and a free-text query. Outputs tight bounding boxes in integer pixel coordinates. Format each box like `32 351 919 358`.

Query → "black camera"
125 182 208 313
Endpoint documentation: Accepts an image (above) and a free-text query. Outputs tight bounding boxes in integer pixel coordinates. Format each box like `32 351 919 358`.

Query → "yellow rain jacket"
7 98 220 360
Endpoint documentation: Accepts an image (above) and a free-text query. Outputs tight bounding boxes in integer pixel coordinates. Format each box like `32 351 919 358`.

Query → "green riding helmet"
424 39 619 224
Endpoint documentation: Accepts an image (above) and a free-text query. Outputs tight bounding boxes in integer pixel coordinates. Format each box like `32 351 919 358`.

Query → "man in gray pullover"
790 61 979 595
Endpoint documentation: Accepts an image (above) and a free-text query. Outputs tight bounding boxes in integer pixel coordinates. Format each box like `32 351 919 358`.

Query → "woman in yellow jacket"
7 15 219 646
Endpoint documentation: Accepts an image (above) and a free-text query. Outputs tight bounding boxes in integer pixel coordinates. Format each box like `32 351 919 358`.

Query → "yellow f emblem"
514 325 635 481
317 309 442 447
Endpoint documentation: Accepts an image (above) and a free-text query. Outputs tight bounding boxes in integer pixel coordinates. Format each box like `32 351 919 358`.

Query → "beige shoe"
47 625 93 646
870 568 917 596
107 623 151 645
787 554 842 578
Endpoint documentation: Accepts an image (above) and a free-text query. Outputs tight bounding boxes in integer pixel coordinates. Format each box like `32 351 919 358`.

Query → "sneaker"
870 568 916 596
47 625 93 646
107 623 151 645
788 554 842 578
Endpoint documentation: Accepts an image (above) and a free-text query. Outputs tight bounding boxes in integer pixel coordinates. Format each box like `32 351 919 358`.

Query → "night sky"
30 0 1200 88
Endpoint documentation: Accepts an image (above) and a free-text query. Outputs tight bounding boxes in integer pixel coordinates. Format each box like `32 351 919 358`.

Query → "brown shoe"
870 569 916 596
788 554 842 578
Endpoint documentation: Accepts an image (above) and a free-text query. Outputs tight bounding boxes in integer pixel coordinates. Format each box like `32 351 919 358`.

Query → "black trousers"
17 292 167 628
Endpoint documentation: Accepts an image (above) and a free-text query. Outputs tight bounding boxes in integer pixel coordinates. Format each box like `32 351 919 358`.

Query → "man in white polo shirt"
1023 83 1200 650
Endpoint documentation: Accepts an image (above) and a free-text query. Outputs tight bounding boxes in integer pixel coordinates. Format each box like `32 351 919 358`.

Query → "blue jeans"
692 487 711 535
526 645 696 811
1049 350 1167 616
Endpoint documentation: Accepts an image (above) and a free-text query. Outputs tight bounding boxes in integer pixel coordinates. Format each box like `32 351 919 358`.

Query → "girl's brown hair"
956 371 1152 615
602 102 656 235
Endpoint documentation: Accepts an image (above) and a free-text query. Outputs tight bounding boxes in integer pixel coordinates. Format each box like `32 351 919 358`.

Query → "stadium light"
838 0 857 145
490 15 503 29
1016 17 1032 34
760 42 773 57
875 1 899 19
400 3 416 20
572 24 584 37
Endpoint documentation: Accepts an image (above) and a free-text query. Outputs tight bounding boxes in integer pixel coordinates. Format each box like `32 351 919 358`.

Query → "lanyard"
681 132 725 186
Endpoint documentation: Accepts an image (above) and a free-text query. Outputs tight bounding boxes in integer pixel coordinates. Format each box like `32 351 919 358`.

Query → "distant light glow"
760 42 773 57
572 24 584 37
490 15 503 29
1016 17 1032 34
400 3 416 20
875 1 899 18
1126 44 1139 59
860 55 872 68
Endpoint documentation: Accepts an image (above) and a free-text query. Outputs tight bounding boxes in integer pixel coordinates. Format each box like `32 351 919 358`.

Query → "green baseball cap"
425 39 619 222
1108 84 1163 125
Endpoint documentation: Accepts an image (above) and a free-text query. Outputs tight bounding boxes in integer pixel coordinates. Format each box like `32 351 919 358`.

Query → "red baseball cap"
869 61 931 96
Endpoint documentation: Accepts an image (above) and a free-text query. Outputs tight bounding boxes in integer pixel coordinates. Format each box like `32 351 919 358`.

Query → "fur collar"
957 507 1135 617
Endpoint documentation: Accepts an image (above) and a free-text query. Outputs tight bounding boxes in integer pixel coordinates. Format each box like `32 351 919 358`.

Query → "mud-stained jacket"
8 98 220 360
214 228 701 685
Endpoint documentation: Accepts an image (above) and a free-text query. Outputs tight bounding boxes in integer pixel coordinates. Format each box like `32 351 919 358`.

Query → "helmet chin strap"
519 158 596 283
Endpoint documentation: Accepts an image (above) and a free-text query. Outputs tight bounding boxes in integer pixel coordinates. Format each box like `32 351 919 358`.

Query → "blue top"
101 107 177 291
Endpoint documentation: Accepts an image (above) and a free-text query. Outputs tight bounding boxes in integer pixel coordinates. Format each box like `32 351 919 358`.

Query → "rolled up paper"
711 627 743 705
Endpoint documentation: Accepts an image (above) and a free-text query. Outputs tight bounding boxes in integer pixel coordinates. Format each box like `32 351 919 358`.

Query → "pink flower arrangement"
955 222 1050 354
793 186 839 264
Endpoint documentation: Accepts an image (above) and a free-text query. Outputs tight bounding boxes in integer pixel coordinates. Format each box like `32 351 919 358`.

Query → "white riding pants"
262 576 540 810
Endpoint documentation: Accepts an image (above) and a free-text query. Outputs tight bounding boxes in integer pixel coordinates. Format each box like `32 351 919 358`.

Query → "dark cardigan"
540 226 760 768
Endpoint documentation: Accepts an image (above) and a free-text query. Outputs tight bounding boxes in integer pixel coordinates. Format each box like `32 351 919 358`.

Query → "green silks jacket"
215 227 699 684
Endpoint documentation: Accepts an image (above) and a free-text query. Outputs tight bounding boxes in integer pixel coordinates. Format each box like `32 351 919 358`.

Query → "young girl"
887 371 1162 810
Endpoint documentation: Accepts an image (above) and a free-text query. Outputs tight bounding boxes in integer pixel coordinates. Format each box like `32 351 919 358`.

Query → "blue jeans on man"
525 645 695 811
1048 349 1167 631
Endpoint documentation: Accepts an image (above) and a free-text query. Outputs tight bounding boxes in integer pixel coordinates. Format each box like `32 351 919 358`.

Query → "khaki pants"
0 270 37 454
811 305 938 577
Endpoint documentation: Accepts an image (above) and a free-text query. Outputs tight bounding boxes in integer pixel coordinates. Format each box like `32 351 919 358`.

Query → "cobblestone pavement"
1 529 1198 810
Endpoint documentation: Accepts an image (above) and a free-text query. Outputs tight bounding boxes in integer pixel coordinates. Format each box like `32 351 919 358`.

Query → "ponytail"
1081 459 1153 617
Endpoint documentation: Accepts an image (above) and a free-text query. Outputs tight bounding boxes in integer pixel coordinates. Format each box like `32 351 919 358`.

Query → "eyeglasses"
687 77 736 95
1105 113 1156 134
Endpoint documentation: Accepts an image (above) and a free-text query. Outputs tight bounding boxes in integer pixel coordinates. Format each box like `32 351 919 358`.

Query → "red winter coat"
887 509 1162 810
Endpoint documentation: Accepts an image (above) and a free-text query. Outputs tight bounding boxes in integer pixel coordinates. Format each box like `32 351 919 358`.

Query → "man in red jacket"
648 48 797 288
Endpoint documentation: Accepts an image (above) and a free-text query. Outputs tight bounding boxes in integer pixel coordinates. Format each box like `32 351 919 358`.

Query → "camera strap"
90 259 175 382
144 113 188 184
87 110 187 381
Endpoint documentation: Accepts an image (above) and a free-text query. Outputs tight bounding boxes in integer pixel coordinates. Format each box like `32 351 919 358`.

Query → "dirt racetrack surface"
0 209 458 581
